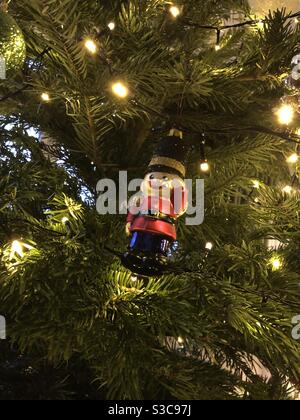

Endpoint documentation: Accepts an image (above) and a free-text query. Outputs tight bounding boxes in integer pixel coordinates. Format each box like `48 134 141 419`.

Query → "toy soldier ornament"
121 129 189 277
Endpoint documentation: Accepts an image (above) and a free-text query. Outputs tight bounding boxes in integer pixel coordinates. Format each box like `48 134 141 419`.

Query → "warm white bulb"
205 242 213 251
41 92 50 102
287 153 299 164
177 336 184 344
170 6 181 18
252 180 260 189
108 22 115 31
112 82 129 98
282 185 293 194
215 44 221 51
131 276 138 282
257 20 264 30
11 241 24 258
61 217 69 224
85 39 97 54
270 257 283 271
200 162 210 172
276 104 294 125
10 240 33 260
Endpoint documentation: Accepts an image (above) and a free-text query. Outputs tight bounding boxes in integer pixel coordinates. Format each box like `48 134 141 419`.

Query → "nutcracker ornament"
121 129 189 277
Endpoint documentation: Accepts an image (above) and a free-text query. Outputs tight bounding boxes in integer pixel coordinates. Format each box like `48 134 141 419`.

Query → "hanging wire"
2 8 300 103
183 10 300 32
2 6 300 150
216 29 221 48
199 133 206 162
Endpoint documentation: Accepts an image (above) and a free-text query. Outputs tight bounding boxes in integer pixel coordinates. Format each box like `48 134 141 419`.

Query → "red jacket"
127 188 188 240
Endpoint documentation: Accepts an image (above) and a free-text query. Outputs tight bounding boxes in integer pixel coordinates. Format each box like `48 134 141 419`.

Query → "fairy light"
84 39 97 54
41 92 50 102
169 5 181 18
177 336 184 344
61 217 69 224
205 242 214 251
131 276 138 282
11 241 24 258
282 185 293 194
276 104 294 125
257 20 265 30
108 22 115 31
215 44 221 51
112 82 129 99
252 180 260 189
200 161 210 172
286 153 298 164
270 257 283 271
10 240 33 260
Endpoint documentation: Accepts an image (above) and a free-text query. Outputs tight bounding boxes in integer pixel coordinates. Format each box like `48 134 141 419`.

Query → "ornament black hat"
146 129 188 178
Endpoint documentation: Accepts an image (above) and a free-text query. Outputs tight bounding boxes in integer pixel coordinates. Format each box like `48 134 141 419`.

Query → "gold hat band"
149 156 186 177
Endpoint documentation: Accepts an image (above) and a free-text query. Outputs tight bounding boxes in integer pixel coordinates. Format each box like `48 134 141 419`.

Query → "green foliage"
0 0 300 400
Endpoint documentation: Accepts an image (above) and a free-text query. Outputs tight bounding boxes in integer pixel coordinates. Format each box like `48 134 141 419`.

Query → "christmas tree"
0 0 300 400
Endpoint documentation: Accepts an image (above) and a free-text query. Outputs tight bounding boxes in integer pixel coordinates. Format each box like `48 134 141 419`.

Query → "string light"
257 20 265 30
10 240 33 260
200 161 210 172
205 242 213 251
3 10 300 108
169 5 181 18
112 82 129 99
11 241 24 258
287 153 299 164
276 104 294 125
177 336 184 344
84 39 97 54
61 217 69 224
252 180 260 189
270 256 283 271
131 275 138 282
282 185 293 194
41 92 50 102
215 44 221 51
108 22 115 31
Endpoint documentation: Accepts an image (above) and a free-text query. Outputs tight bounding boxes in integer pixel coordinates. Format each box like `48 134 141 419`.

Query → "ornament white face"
141 172 185 195
292 54 300 66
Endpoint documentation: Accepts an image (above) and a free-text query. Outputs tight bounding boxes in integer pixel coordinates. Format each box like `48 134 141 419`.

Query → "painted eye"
149 174 155 180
